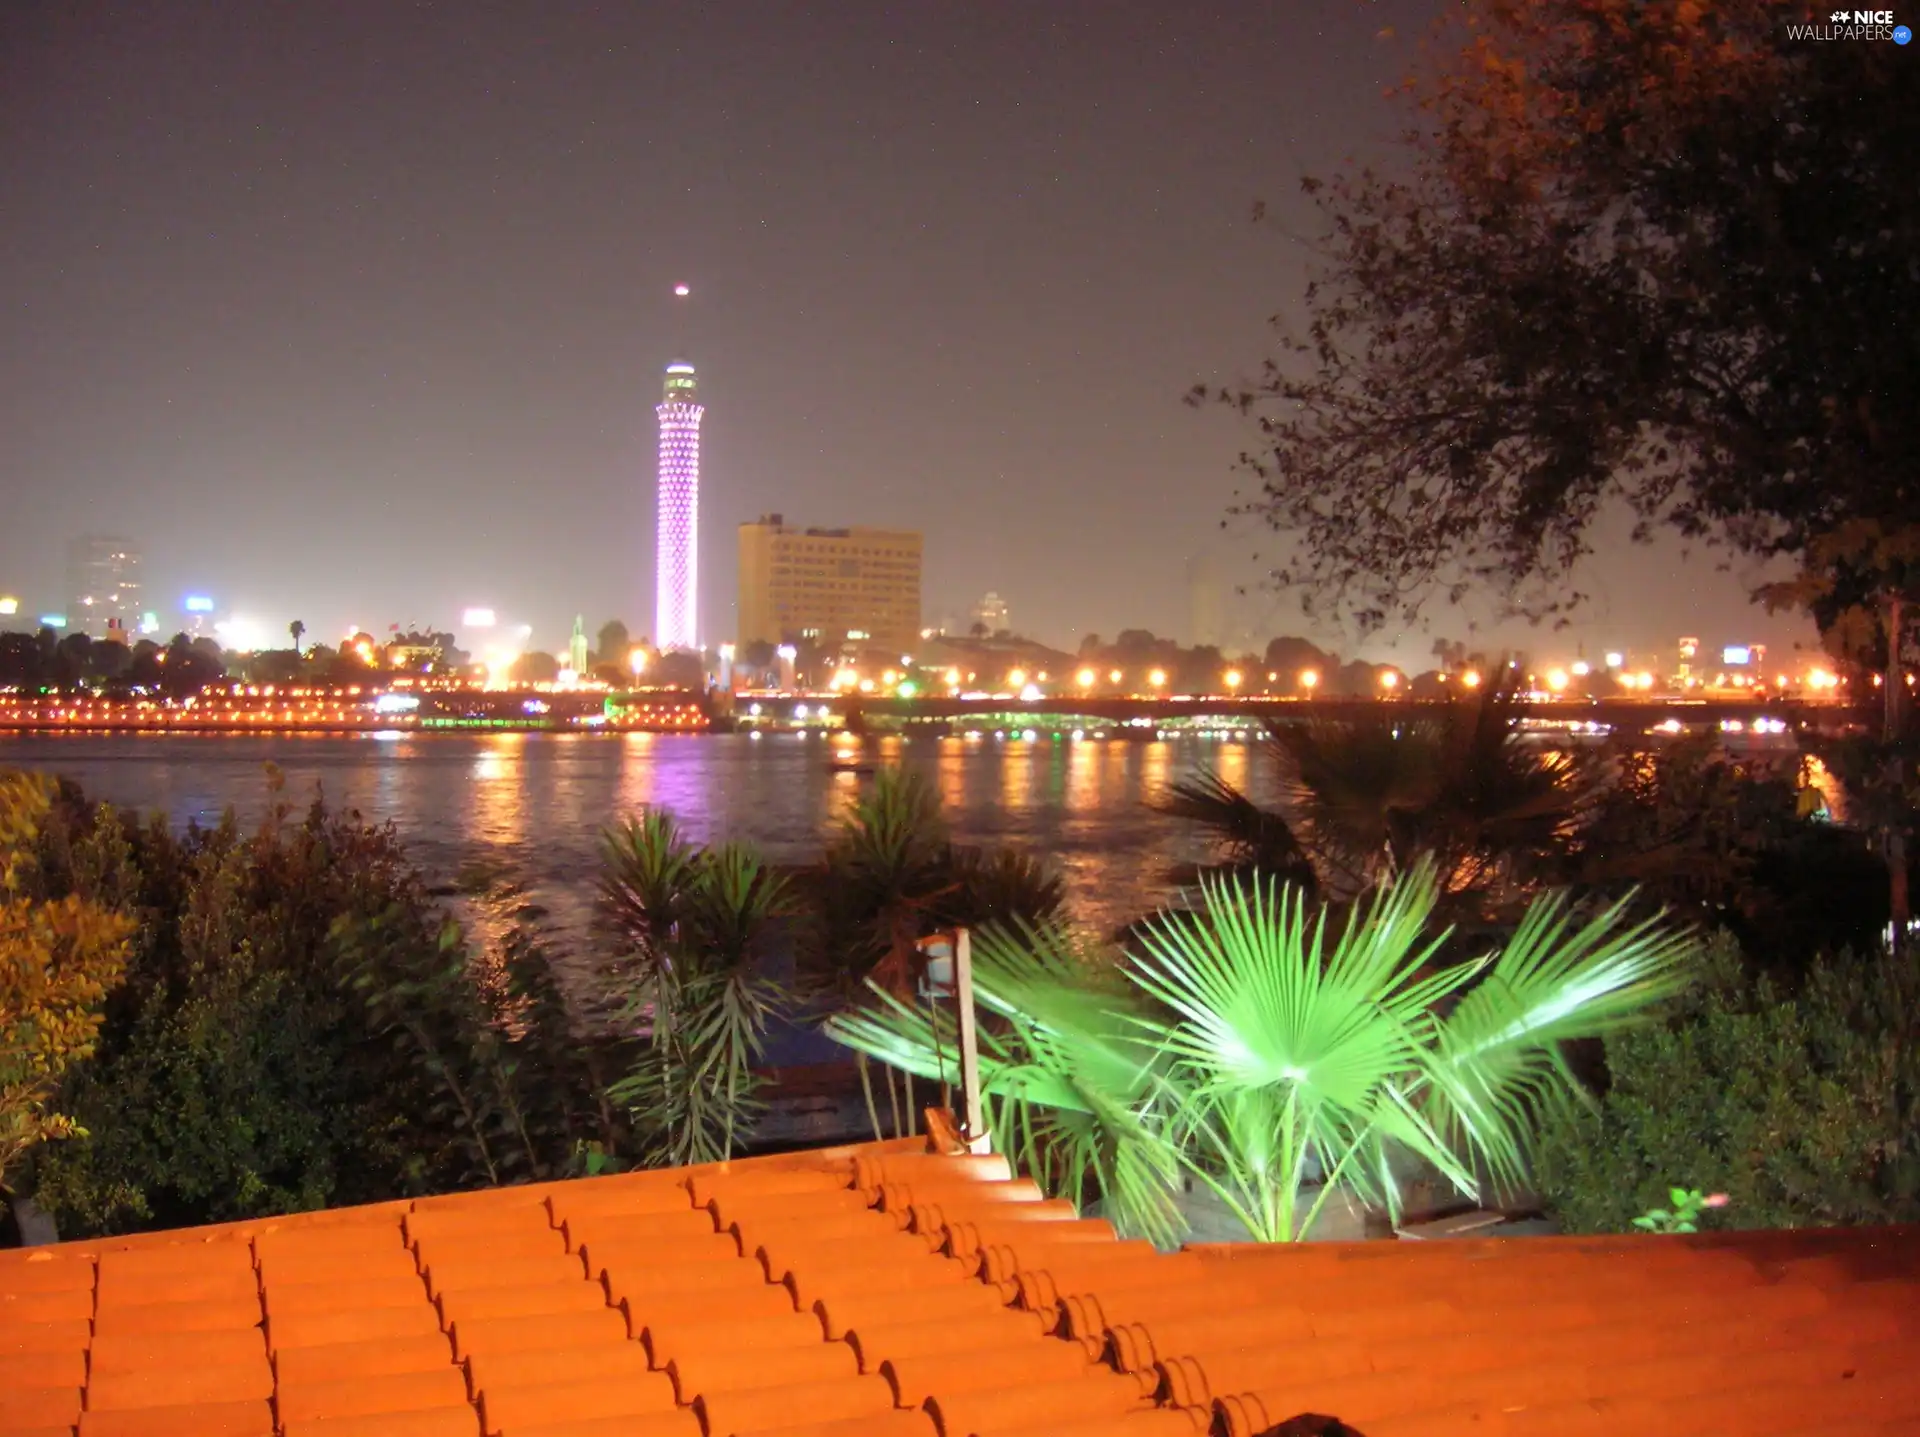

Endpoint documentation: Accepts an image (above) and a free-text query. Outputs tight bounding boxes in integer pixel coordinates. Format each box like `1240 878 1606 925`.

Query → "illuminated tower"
655 362 703 651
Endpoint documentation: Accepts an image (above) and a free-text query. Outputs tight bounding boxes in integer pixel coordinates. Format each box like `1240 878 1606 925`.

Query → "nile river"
0 731 1266 939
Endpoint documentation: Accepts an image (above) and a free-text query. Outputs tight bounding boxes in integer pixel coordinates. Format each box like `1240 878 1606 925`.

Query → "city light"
674 283 691 297
1148 668 1167 688
943 667 961 687
896 680 918 698
1076 667 1097 688
832 667 858 690
1461 670 1482 689
1571 660 1591 677
1224 669 1243 690
776 644 797 661
39 615 67 630
1379 670 1400 691
1007 668 1028 688
1108 668 1123 684
1019 683 1043 701
1546 668 1569 692
462 608 497 629
0 597 16 616
1604 651 1624 669
215 618 268 653
184 596 215 614
1299 668 1319 691
629 647 649 677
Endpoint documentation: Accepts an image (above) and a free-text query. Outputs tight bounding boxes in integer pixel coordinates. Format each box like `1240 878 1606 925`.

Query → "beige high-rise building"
737 514 922 652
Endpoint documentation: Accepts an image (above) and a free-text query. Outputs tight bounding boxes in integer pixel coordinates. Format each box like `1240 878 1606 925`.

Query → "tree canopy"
1210 1 1918 630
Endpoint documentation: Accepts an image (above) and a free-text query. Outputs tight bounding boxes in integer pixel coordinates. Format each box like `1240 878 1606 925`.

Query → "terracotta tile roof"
3 1133 1916 1437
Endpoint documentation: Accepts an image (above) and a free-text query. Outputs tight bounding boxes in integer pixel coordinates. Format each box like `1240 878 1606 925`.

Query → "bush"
1 773 132 1191
23 780 622 1235
1533 936 1920 1233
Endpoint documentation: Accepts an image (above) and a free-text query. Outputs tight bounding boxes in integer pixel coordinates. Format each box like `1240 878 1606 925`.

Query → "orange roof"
2 1135 1916 1437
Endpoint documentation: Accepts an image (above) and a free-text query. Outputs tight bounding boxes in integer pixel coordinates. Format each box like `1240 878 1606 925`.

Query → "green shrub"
24 782 622 1235
1533 936 1920 1233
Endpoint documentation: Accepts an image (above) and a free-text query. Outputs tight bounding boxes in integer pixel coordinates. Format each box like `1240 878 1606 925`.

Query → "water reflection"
3 731 1224 944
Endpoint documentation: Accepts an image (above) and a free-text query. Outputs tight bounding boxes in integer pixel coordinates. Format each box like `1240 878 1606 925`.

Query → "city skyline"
0 3 1818 670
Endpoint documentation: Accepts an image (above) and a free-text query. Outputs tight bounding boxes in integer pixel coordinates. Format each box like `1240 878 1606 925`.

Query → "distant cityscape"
0 359 1832 703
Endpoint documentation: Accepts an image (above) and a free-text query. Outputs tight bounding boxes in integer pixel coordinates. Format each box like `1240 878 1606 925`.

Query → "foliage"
26 782 616 1235
598 812 791 1167
1633 1187 1728 1235
1203 0 1919 630
1569 738 1888 966
831 858 1696 1243
1160 682 1595 918
1534 938 1920 1234
0 774 133 1190
801 768 1064 998
827 921 1185 1246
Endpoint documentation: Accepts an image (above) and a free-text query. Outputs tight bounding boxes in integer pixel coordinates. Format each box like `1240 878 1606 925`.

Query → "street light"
1148 668 1168 689
1224 669 1243 692
1076 667 1096 689
1546 668 1570 692
1299 668 1320 692
1007 668 1028 689
1108 668 1123 684
1460 669 1482 689
629 647 649 677
1379 670 1400 691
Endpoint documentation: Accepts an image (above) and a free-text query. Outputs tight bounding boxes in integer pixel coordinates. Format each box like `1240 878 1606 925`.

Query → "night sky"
1 1 1811 666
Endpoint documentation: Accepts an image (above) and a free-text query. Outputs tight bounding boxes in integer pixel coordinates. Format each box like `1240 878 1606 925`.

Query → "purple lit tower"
654 361 703 651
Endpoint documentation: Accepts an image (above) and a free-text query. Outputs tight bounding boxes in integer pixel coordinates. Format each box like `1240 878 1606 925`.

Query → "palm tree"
288 619 306 656
1159 678 1596 917
598 810 791 1166
828 859 1696 1243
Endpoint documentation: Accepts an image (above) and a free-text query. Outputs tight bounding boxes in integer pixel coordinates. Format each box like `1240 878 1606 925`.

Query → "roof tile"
693 1372 896 1437
277 1367 471 1424
75 1398 275 1437
5 1384 81 1427
0 1317 92 1355
271 1332 457 1385
665 1338 861 1402
475 1373 680 1434
487 1413 701 1437
280 1409 480 1437
34 1139 1920 1437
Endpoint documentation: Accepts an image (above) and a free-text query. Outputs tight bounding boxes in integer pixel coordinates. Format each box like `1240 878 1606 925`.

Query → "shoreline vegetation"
6 684 1918 1248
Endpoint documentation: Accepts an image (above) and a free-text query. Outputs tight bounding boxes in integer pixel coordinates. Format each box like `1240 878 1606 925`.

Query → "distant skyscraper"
655 362 703 651
971 591 1009 636
737 514 923 653
66 536 142 638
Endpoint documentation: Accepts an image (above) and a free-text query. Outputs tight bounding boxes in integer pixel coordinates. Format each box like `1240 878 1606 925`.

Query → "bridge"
811 693 1853 732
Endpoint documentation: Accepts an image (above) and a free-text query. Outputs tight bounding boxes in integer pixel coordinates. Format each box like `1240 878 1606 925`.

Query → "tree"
0 773 132 1191
831 859 1696 1243
595 620 631 669
83 639 132 686
289 620 306 655
1160 681 1596 919
1206 2 1918 631
159 634 226 697
597 812 790 1166
510 651 562 686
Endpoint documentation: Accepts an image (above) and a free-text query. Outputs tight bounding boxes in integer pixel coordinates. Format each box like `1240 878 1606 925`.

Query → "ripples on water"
0 731 1267 945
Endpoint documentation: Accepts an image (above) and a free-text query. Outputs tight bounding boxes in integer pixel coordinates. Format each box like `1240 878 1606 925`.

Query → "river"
0 730 1259 942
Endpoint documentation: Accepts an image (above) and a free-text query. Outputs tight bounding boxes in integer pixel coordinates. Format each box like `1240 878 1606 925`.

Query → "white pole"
953 926 989 1153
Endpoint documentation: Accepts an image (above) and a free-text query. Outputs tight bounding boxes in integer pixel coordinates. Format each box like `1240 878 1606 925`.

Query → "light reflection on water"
0 732 1253 944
